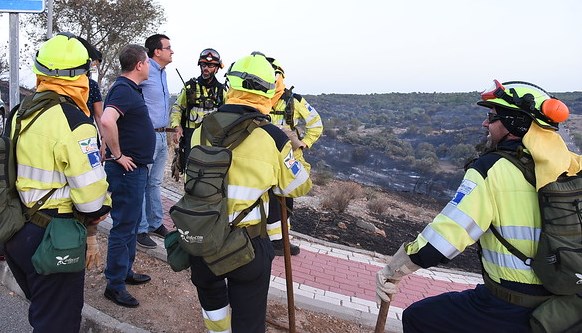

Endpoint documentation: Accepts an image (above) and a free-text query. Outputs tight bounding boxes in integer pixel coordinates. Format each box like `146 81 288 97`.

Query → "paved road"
0 282 32 333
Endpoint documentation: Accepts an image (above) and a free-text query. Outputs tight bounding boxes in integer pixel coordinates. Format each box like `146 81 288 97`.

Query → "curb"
0 259 147 333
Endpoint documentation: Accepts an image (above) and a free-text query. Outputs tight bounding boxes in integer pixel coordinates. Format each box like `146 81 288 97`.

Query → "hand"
280 127 306 150
116 154 136 172
376 266 400 303
173 126 183 145
374 244 421 304
85 235 102 270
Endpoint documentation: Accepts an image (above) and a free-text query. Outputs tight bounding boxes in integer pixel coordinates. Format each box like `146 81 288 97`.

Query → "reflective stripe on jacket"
407 141 541 285
191 105 312 228
13 102 111 214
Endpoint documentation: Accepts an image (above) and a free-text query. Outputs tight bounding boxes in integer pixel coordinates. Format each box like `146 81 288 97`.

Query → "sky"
2 0 582 95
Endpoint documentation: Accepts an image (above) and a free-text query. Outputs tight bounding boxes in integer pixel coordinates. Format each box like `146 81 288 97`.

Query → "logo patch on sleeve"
284 151 301 176
87 151 101 168
451 179 477 206
78 137 99 154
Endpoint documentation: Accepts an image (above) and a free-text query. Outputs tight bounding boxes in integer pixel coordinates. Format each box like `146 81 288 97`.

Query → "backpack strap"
487 145 536 265
201 112 270 149
271 87 296 129
489 225 531 264
492 147 536 187
183 78 197 128
11 91 69 221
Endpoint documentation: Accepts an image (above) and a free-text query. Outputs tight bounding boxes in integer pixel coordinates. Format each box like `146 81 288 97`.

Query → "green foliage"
449 144 478 167
23 0 166 89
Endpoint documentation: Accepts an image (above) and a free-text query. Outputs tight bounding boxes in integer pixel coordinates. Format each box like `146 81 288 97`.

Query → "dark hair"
144 34 170 58
93 50 103 63
119 44 148 72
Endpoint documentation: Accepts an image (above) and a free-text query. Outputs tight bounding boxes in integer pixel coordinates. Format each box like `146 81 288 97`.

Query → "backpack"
169 110 270 257
0 91 68 243
490 148 582 295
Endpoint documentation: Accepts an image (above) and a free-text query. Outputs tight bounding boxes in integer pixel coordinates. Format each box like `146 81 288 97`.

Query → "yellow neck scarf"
226 89 272 115
35 75 91 116
523 123 582 189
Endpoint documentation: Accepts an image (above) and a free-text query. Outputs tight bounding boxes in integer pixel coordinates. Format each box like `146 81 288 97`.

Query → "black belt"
483 273 551 308
27 212 53 229
154 128 175 133
27 210 76 229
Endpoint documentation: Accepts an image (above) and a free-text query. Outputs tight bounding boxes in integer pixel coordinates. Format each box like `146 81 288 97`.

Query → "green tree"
23 0 165 89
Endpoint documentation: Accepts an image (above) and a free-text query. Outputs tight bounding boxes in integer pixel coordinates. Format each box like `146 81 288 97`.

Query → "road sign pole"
9 13 19 108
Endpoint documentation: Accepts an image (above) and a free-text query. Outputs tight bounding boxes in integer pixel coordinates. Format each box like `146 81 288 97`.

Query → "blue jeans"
139 132 168 234
104 162 148 291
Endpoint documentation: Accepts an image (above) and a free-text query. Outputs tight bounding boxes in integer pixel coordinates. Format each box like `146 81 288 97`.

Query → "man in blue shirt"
101 44 155 307
137 34 173 248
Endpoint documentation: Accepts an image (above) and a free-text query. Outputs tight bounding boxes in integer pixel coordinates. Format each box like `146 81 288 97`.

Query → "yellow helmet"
33 32 91 81
478 80 569 130
226 51 275 98
266 56 284 77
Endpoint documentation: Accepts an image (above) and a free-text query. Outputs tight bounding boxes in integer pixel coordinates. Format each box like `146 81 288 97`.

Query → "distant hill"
301 91 582 197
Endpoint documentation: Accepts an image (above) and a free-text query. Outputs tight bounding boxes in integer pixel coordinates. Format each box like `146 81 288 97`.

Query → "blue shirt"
140 58 170 129
104 76 155 165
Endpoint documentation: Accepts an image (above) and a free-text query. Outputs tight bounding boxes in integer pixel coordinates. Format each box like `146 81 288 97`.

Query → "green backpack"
169 110 270 257
0 91 67 243
491 148 582 296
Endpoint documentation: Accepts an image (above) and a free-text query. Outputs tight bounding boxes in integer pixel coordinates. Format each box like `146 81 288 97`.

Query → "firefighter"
170 48 227 181
188 51 312 332
3 32 111 332
265 57 323 256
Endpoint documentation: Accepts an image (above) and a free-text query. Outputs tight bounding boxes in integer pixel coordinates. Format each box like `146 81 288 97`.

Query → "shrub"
313 169 333 186
321 182 362 213
367 197 390 216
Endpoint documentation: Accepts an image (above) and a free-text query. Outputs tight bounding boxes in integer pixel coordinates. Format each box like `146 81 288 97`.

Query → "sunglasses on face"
201 63 218 68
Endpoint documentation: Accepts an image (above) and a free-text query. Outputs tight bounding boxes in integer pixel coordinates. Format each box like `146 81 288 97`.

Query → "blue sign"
0 0 45 13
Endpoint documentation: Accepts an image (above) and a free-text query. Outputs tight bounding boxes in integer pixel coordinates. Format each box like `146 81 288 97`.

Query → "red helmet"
198 48 223 68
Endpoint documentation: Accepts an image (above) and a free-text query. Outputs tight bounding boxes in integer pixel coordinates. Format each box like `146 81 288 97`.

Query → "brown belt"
154 128 175 133
483 273 551 308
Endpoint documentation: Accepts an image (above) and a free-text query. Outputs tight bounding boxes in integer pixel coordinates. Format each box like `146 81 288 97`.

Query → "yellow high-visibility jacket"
270 92 323 149
191 104 312 228
12 102 111 215
170 77 227 130
407 140 542 286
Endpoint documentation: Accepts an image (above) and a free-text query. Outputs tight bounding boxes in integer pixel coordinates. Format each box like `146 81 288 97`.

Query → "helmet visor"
480 79 505 101
200 49 220 62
